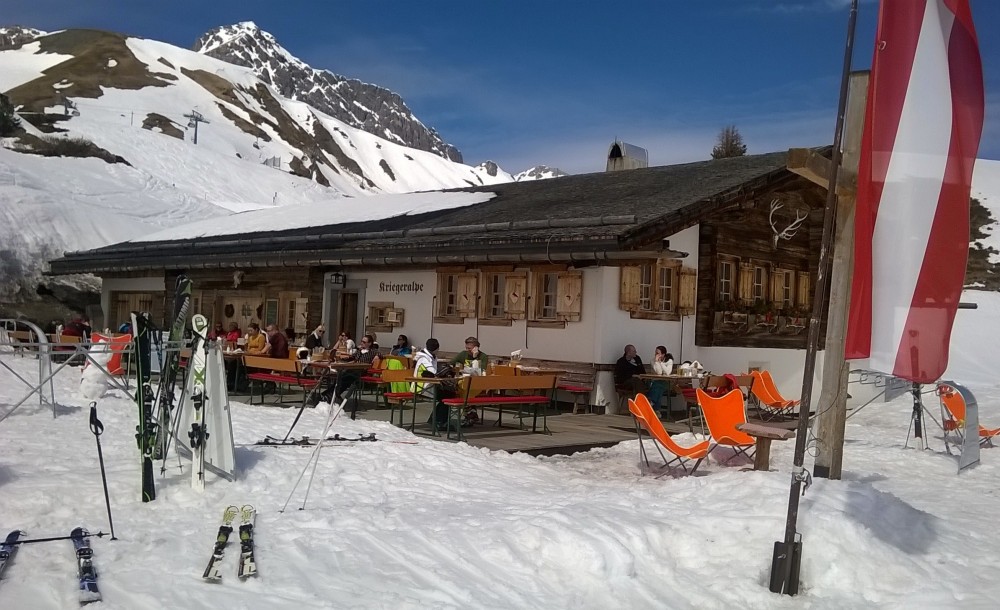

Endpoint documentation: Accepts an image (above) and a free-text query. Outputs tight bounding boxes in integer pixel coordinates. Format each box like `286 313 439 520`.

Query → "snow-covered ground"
1 291 999 609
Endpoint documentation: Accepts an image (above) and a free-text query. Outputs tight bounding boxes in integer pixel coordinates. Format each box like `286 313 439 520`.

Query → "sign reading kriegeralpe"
378 281 424 295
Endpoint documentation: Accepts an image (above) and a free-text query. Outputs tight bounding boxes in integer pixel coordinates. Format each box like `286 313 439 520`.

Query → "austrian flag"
846 0 984 383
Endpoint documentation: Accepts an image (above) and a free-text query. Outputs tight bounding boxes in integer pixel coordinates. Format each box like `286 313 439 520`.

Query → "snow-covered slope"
0 28 517 297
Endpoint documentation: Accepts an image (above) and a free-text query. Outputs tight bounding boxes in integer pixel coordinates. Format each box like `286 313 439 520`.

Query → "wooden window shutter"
619 266 642 312
294 297 309 334
455 273 478 318
770 269 783 304
504 273 528 319
677 267 696 314
797 272 812 309
555 271 583 322
738 262 754 305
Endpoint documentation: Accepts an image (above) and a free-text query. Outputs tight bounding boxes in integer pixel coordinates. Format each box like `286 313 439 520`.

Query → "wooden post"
813 71 868 479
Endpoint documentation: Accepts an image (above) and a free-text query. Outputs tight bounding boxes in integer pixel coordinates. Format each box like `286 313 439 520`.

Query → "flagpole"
770 0 859 596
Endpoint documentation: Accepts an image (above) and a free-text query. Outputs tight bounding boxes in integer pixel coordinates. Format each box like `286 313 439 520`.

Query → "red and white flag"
846 0 983 383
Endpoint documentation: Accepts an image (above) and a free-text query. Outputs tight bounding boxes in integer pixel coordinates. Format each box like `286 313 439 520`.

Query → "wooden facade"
695 178 829 349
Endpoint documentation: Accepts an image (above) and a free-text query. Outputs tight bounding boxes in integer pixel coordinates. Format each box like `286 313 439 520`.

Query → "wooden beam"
813 70 869 480
786 148 857 196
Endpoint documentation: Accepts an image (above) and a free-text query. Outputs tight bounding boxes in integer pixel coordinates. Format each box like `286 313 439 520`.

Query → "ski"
202 505 240 581
237 505 257 579
189 314 210 491
254 434 418 446
154 274 192 462
0 530 24 579
131 311 156 502
71 527 101 605
256 435 315 446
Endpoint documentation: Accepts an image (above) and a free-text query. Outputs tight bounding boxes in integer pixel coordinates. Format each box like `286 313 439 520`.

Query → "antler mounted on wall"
768 199 808 249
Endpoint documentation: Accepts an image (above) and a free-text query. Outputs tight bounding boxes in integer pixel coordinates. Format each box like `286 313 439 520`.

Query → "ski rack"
0 325 189 426
0 319 56 421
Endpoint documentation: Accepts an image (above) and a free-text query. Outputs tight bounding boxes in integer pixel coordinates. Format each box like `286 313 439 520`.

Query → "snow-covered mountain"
0 25 44 51
515 165 568 181
193 21 462 163
0 27 521 303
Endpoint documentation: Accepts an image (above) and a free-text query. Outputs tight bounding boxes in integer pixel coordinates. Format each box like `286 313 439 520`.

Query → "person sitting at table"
450 336 488 373
332 330 357 360
304 325 326 351
648 346 674 418
207 322 226 341
284 327 298 346
614 344 647 398
414 338 458 429
225 322 242 345
264 324 289 359
312 334 381 404
245 323 267 354
390 334 412 357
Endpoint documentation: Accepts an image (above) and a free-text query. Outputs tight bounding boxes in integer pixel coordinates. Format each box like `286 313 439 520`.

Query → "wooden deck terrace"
233 391 802 457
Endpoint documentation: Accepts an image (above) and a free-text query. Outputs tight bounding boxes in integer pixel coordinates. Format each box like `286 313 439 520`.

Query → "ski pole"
8 531 108 545
89 402 118 540
279 387 351 513
284 366 335 442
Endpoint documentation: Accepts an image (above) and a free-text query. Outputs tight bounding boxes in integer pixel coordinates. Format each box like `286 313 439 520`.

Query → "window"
442 274 457 316
368 302 403 332
658 265 674 311
620 261 681 319
718 260 734 303
435 271 477 320
484 272 506 318
532 269 582 324
638 265 653 311
285 299 296 330
752 265 768 304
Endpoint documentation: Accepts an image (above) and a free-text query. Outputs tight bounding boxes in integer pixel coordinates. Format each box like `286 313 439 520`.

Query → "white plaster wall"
356 269 598 359
337 224 828 413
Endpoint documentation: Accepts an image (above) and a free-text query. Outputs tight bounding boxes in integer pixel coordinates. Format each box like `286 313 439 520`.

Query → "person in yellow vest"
245 323 267 354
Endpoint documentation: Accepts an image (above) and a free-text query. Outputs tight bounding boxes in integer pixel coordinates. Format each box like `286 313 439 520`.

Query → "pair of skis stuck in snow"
203 505 257 581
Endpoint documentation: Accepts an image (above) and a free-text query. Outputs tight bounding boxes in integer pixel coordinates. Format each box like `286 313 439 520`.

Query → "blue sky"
5 0 998 174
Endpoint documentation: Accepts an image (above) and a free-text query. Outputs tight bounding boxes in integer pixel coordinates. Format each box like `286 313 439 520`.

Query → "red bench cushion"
558 384 592 393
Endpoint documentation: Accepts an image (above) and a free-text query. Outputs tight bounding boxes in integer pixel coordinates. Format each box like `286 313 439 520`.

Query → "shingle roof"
49 150 796 274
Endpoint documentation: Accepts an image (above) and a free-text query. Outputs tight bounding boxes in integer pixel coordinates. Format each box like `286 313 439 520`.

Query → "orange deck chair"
938 384 1000 448
748 370 797 420
628 394 709 475
697 388 756 465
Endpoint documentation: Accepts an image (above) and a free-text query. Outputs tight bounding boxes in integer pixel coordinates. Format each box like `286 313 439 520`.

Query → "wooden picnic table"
637 374 709 433
735 422 795 471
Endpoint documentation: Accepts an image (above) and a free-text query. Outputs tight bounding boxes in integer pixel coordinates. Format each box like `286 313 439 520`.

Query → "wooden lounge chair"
938 384 1000 448
628 394 709 475
697 388 756 465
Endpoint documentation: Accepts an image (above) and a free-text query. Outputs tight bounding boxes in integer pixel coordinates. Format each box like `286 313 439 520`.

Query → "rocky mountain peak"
0 26 46 51
192 22 462 163
515 165 568 182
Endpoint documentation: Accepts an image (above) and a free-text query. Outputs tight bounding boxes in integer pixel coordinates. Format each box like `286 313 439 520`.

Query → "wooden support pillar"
813 71 868 479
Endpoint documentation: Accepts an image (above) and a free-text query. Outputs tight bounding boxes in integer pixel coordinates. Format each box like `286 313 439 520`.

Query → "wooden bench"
7 330 34 356
441 374 558 441
242 355 320 405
